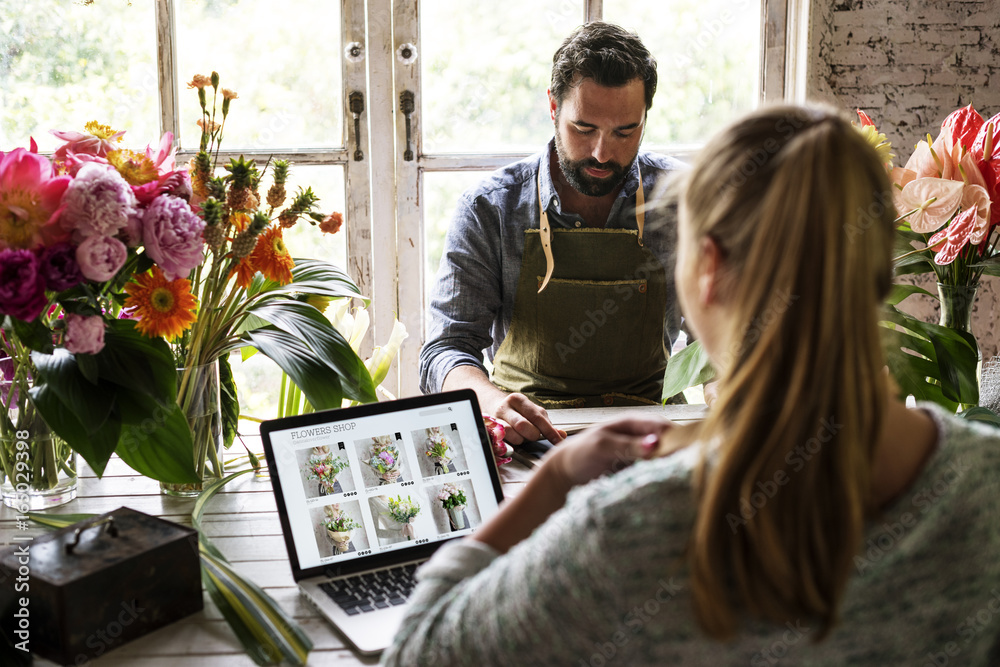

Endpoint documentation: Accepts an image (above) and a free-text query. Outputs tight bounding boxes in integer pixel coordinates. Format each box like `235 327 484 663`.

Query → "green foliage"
660 286 982 413
661 340 715 403
28 320 199 483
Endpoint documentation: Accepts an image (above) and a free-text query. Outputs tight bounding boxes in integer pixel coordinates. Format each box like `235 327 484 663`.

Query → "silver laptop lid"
260 389 504 581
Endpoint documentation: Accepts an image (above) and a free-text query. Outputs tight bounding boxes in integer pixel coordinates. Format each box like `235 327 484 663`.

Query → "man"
419 22 683 444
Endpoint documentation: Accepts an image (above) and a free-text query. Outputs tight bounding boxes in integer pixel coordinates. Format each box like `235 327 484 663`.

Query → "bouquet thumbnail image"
437 483 469 531
322 503 361 555
363 434 403 485
305 447 349 495
414 423 468 478
385 495 421 541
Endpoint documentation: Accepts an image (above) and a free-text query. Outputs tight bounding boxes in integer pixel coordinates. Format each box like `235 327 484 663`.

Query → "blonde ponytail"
680 106 896 639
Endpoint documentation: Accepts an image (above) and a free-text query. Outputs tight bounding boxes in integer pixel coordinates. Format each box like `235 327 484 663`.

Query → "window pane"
233 164 347 421
280 165 347 268
0 1 158 152
175 0 343 151
420 0 583 153
603 0 760 145
422 171 492 308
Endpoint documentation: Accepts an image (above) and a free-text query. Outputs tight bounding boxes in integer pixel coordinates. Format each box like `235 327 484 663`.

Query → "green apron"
491 169 669 408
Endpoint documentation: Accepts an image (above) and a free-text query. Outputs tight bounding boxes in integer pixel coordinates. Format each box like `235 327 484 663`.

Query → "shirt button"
574 221 581 228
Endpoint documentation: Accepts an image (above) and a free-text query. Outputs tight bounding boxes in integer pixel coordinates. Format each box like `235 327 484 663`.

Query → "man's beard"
553 131 636 198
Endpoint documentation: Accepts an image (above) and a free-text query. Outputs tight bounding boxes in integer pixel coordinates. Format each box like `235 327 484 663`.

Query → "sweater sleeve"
381 484 624 667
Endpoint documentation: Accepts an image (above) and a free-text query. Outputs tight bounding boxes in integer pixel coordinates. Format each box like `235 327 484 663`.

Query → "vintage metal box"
0 507 202 665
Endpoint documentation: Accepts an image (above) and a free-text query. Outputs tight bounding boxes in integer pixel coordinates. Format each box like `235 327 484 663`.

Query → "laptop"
259 389 505 655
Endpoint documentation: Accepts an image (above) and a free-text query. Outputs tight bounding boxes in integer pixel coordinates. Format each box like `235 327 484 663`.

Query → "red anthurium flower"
856 109 875 127
941 104 984 153
971 112 1000 227
929 206 978 265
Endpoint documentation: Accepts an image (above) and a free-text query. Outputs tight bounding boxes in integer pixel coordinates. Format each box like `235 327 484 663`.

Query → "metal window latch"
349 91 364 161
400 90 415 161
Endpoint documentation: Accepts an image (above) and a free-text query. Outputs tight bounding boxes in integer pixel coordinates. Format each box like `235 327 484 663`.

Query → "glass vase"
937 283 982 407
160 361 225 498
1 380 78 510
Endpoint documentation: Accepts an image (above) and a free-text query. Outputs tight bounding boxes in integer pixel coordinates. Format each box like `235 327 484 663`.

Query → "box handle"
65 516 119 556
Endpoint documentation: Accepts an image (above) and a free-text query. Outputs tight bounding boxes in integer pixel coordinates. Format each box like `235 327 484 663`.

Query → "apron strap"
538 175 555 293
536 163 645 293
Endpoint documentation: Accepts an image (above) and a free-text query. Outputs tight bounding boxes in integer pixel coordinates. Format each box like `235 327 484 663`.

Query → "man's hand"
442 366 566 444
543 416 672 488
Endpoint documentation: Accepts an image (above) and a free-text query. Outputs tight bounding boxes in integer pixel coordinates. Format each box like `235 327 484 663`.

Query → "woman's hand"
543 416 673 489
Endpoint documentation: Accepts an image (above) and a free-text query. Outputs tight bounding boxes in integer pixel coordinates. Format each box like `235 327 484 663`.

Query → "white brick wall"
809 0 1000 359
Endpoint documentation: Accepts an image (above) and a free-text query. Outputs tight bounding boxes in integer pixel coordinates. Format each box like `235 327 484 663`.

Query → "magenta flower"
59 163 137 240
0 147 71 250
39 242 84 291
141 195 205 280
64 313 106 355
76 235 127 282
379 450 395 467
482 414 511 465
0 248 47 321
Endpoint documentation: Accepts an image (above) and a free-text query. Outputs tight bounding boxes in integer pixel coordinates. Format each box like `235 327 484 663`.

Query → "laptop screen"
261 390 504 578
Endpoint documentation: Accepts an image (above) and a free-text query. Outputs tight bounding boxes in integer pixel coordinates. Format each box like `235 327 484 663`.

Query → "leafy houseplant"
663 108 998 416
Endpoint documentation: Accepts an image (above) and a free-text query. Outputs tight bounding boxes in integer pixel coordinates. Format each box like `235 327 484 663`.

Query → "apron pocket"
534 278 648 386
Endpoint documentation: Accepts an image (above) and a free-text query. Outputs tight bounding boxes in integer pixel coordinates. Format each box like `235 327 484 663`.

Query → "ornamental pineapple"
231 212 270 258
225 156 260 211
267 160 289 209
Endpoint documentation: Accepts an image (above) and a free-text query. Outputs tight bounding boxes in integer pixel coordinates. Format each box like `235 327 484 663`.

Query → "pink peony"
482 415 511 465
60 163 138 240
76 235 127 282
63 313 106 355
0 248 47 321
141 195 205 280
0 147 72 250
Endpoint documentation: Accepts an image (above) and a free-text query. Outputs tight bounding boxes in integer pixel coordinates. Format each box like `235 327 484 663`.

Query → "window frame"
147 0 804 398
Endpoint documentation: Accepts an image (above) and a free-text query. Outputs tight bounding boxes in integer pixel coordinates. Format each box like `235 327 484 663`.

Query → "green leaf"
881 305 978 407
247 301 376 404
77 353 99 385
661 340 715 402
219 355 239 449
97 320 178 405
28 382 120 477
27 512 96 529
201 548 313 665
11 317 54 353
886 283 935 305
114 398 199 484
193 469 254 561
958 406 1000 427
31 349 114 433
245 328 345 409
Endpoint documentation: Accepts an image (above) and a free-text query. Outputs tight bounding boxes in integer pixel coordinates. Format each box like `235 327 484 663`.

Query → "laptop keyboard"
319 563 418 615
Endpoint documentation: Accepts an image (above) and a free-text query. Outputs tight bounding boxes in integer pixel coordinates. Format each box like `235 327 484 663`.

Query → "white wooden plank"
154 0 179 142
367 0 400 395
344 0 376 360
394 0 422 398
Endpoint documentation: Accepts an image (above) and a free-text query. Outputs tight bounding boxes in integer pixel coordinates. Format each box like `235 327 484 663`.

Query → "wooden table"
0 403 701 666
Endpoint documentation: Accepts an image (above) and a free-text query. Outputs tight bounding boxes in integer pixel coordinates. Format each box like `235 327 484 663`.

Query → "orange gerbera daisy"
229 256 258 289
250 225 294 285
124 266 198 340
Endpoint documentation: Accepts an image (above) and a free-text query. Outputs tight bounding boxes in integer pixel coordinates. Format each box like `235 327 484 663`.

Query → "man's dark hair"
550 21 657 111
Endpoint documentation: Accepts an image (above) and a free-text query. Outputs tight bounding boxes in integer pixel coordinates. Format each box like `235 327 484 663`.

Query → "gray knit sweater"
382 405 1000 666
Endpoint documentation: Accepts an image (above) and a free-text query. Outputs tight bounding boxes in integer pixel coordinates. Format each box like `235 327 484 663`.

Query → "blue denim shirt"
419 140 685 394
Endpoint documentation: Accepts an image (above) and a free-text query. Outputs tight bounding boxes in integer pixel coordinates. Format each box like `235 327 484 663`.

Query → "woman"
383 106 1000 665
